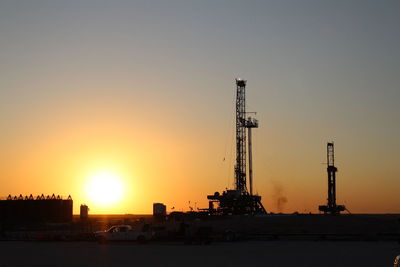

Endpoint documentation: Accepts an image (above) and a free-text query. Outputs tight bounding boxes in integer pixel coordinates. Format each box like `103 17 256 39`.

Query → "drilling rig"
318 142 346 214
207 79 266 215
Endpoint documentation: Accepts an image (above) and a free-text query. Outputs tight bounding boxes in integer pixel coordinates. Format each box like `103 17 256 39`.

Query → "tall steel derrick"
235 79 248 194
207 79 266 215
319 142 346 214
326 143 337 210
235 79 258 195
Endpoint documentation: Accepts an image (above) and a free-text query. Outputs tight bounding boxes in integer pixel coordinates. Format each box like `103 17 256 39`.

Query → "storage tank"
80 204 89 220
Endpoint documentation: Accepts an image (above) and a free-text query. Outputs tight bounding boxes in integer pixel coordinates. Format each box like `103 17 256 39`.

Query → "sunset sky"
1 1 399 214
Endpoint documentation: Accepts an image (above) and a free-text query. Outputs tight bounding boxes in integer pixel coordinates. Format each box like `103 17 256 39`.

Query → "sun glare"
85 171 124 207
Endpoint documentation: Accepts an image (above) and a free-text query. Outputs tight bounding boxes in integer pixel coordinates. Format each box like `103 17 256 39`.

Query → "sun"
85 170 124 207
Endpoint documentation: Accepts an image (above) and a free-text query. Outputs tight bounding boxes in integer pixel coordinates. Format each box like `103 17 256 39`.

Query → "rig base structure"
207 190 266 215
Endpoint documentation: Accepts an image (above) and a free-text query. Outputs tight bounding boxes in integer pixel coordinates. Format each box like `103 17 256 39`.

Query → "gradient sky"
1 0 399 214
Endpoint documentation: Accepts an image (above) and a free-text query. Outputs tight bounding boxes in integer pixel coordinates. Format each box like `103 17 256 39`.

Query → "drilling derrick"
235 78 247 194
207 79 266 215
319 142 346 214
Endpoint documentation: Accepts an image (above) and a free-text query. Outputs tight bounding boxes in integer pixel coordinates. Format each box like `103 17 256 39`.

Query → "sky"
0 0 399 214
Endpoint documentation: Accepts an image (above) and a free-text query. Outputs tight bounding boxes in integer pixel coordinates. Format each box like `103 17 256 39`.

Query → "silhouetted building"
153 203 166 215
153 203 167 221
0 194 73 224
80 204 89 220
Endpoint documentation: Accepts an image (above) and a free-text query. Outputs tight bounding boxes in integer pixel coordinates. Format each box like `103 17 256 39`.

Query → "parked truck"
94 225 153 244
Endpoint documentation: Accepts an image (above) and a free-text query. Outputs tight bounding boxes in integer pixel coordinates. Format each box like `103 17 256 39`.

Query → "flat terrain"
0 241 398 267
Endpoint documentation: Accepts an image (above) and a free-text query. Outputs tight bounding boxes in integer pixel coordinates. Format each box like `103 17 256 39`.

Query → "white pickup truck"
94 225 153 244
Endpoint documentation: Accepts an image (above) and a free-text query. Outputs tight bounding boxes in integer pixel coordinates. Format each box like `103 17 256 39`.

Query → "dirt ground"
0 240 399 267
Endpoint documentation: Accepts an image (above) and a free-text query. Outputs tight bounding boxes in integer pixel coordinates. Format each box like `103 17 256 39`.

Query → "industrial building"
0 194 73 224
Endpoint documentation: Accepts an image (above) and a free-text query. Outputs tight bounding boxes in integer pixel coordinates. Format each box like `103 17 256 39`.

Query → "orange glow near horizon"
1 100 399 215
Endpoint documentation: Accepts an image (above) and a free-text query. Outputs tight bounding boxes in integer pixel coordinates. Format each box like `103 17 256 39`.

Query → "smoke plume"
272 182 288 213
